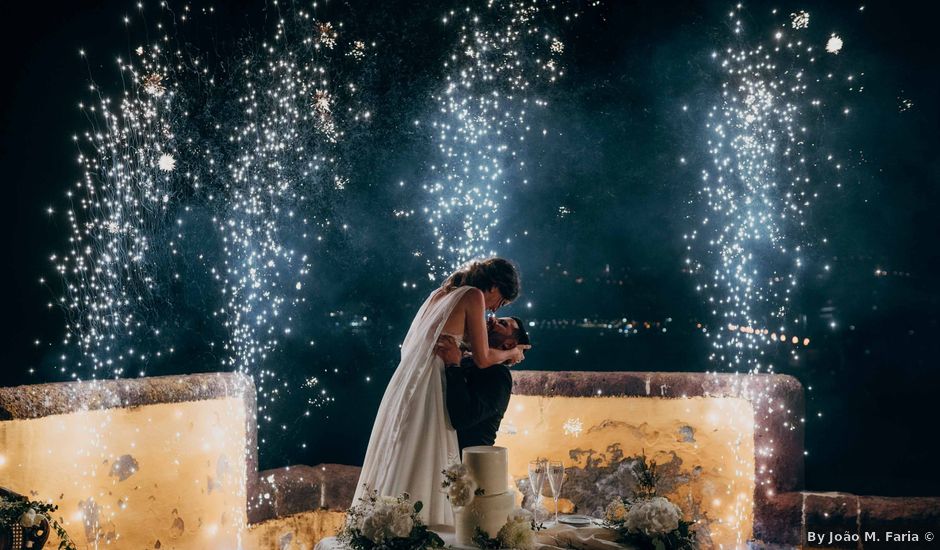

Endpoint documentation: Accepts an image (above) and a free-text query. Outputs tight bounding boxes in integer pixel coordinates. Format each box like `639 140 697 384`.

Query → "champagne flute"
547 461 565 524
527 459 547 515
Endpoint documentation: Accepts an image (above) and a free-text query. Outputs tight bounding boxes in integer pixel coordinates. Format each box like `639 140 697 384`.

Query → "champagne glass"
527 459 547 515
547 461 565 524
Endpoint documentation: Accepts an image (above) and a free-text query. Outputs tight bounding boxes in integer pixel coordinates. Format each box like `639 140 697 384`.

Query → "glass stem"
554 497 559 523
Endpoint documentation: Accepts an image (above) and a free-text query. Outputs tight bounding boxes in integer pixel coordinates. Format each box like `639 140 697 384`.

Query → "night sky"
2 0 939 497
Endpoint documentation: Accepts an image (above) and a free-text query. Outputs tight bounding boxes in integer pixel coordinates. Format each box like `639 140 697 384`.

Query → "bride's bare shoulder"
457 286 484 305
433 286 482 308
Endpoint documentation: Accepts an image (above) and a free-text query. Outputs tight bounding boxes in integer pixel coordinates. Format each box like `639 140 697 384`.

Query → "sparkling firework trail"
688 6 855 375
213 8 371 414
685 6 860 540
424 1 590 277
54 29 198 377
49 3 374 418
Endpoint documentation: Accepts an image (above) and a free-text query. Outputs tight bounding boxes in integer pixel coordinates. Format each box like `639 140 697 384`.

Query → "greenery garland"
0 495 77 550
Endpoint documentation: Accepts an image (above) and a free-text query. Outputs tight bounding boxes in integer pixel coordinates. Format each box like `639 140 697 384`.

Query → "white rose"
624 497 680 536
361 500 415 542
497 518 536 550
389 508 415 538
362 504 394 542
448 477 477 507
19 508 41 529
448 463 470 478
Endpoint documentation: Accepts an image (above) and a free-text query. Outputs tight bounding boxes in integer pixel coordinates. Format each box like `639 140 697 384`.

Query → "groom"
435 316 530 451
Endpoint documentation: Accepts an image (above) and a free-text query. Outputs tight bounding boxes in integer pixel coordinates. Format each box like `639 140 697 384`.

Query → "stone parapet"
251 464 361 524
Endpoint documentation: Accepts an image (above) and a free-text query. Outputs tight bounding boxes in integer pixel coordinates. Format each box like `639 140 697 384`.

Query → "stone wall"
496 371 803 549
3 371 937 549
0 373 257 549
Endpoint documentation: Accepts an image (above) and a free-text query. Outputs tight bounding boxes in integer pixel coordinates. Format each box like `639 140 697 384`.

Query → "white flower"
443 462 477 507
390 505 414 538
360 499 414 542
447 478 477 507
623 497 681 536
19 508 41 528
158 153 176 172
497 518 536 550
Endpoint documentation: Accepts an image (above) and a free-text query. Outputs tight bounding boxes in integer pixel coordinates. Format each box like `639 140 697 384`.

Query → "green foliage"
345 524 445 550
601 452 698 550
471 527 502 550
630 450 660 500
0 494 78 550
610 518 697 550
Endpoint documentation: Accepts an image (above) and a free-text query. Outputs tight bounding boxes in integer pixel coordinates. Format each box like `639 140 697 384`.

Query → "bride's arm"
462 289 527 368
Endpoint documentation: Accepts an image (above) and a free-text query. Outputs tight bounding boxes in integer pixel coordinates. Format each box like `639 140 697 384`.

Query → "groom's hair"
510 317 530 346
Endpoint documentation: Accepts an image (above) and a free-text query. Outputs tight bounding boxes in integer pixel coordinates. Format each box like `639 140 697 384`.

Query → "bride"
354 258 529 526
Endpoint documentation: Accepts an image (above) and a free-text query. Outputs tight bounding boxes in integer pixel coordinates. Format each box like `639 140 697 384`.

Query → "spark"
826 34 843 54
790 11 810 30
424 1 590 277
562 417 583 437
157 153 176 172
687 6 858 542
47 2 374 420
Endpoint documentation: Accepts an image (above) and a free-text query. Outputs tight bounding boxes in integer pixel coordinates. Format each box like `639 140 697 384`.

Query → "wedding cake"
454 446 516 545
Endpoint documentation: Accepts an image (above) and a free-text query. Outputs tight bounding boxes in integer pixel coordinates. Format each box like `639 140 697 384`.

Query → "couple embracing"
354 258 531 527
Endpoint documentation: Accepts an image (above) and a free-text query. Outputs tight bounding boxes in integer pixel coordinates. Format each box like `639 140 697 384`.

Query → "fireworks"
317 21 338 49
689 6 853 374
826 34 844 54
790 11 810 29
157 153 176 172
142 72 166 97
49 2 374 425
424 1 585 277
53 32 191 377
209 6 371 417
686 6 858 539
348 40 367 61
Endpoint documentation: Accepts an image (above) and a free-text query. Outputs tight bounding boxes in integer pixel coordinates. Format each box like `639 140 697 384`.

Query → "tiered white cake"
455 446 516 545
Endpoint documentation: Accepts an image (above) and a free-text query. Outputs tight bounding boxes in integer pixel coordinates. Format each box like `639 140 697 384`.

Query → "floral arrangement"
441 463 482 507
472 509 543 550
0 493 77 550
603 454 697 550
338 488 444 550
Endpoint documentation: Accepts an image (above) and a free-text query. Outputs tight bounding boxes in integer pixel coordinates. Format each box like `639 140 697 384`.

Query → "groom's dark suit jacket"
443 357 512 451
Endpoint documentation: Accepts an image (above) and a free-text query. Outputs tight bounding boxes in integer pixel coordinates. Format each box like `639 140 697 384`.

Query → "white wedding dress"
353 285 473 526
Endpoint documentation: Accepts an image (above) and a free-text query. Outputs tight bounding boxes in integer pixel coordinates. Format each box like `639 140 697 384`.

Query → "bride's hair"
442 258 520 302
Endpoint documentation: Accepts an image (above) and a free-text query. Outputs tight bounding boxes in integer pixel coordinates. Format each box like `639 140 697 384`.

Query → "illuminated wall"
497 371 804 549
497 394 755 547
0 374 255 550
0 371 804 549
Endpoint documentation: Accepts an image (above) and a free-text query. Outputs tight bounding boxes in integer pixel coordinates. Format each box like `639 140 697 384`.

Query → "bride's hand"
504 344 531 366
